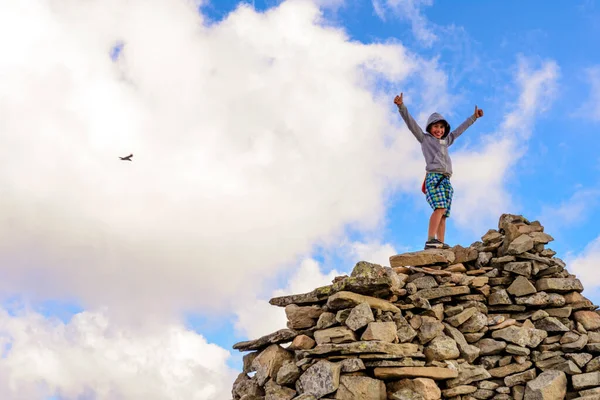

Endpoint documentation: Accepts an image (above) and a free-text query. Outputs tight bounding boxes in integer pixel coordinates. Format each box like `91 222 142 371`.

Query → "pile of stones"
231 214 600 400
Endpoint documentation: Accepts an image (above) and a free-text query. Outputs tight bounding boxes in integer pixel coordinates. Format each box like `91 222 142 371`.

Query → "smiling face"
430 122 446 139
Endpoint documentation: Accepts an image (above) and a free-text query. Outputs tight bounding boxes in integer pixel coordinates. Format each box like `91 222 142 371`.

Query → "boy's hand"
394 93 403 108
474 105 484 119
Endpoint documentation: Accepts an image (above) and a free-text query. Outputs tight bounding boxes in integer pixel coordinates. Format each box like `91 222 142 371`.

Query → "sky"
0 0 599 398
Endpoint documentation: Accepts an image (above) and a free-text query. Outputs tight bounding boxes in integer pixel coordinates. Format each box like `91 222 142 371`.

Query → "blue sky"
0 0 599 398
209 0 600 350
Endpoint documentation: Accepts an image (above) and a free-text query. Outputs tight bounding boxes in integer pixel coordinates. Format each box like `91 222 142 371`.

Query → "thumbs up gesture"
394 93 403 108
474 105 484 119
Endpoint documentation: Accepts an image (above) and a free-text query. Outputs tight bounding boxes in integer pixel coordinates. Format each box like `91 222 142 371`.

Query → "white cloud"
577 66 600 122
450 57 560 232
372 0 387 20
234 297 288 341
347 240 398 267
235 257 342 339
0 308 235 400
234 239 398 340
539 188 600 233
275 258 343 296
0 0 445 318
373 0 437 47
568 236 600 296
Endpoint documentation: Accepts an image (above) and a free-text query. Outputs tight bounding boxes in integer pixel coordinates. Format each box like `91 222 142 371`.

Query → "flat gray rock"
233 329 298 351
389 249 456 267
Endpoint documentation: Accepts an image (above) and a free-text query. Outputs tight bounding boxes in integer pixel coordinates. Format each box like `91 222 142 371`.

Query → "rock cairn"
231 214 600 400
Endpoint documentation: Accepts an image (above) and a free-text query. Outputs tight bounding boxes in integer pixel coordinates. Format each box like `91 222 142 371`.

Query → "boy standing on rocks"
394 93 484 250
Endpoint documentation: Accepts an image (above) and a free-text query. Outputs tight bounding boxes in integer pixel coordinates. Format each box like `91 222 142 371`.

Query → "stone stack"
231 214 600 400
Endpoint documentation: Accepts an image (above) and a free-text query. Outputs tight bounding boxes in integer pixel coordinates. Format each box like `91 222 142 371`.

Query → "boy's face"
430 122 446 139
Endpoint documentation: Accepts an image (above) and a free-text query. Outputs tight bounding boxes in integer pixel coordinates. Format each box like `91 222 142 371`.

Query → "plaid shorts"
425 173 453 217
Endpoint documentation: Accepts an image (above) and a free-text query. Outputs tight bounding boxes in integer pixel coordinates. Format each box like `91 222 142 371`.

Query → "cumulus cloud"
234 297 288 341
234 257 342 339
0 308 234 400
0 0 443 318
450 57 560 232
568 236 600 296
346 240 398 267
274 258 344 296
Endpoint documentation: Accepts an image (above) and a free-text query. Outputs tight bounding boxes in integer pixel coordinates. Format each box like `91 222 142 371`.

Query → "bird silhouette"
119 154 133 161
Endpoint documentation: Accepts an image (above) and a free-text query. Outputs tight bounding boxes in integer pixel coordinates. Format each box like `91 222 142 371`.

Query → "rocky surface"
232 214 600 399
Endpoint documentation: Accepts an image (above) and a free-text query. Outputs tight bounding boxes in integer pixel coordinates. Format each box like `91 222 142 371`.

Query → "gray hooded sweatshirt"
398 103 477 177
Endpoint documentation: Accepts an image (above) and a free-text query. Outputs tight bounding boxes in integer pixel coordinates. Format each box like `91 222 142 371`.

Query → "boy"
394 93 484 250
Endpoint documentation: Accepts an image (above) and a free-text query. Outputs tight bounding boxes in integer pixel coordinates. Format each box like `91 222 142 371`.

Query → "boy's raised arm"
447 105 484 145
394 93 425 143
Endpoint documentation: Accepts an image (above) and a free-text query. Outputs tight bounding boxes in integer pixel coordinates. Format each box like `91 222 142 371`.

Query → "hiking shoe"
424 238 450 250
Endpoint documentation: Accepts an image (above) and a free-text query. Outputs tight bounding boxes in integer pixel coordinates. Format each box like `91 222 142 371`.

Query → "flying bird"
120 154 133 161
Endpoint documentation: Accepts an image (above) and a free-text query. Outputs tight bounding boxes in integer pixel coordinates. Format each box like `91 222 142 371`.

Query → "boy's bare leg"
437 216 447 243
427 208 446 240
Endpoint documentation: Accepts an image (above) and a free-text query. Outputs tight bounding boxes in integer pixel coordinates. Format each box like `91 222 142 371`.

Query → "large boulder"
296 360 341 398
491 325 547 348
232 373 264 400
285 304 324 329
345 302 375 331
314 327 357 345
524 370 567 400
424 335 460 361
335 375 386 400
361 321 399 343
252 344 294 385
265 379 296 400
574 311 600 330
387 378 441 400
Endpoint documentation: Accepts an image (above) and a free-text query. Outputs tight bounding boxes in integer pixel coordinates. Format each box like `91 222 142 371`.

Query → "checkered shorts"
425 173 453 217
